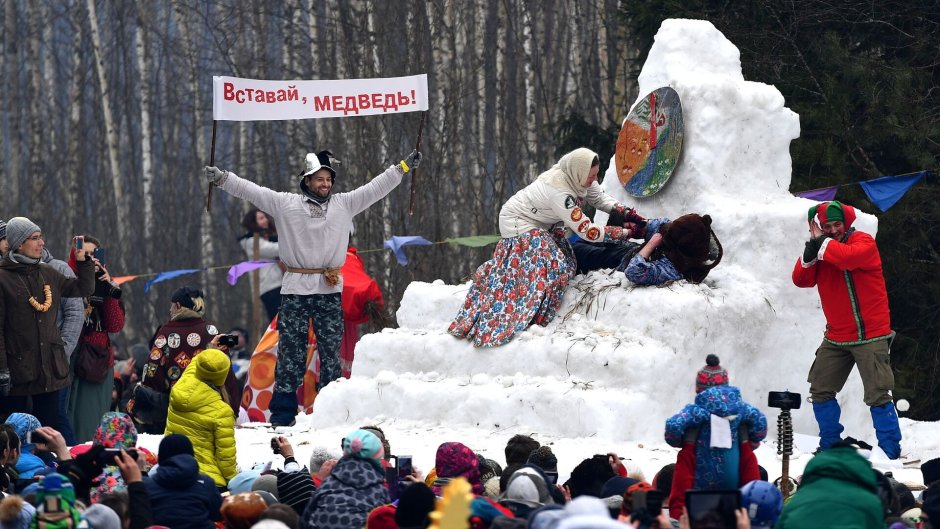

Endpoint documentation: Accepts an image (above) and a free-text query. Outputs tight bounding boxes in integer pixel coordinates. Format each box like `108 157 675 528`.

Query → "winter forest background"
1 1 938 418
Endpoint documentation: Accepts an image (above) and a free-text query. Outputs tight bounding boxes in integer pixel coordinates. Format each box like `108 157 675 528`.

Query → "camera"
27 430 48 445
271 437 281 454
686 489 741 529
630 489 665 529
97 447 138 466
90 279 122 306
218 334 239 348
768 390 802 410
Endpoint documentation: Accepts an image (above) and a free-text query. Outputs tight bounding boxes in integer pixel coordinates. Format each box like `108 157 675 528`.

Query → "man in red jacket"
792 200 901 459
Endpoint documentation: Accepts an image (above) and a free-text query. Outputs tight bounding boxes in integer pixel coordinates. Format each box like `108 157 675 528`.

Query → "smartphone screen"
397 455 413 479
686 489 741 529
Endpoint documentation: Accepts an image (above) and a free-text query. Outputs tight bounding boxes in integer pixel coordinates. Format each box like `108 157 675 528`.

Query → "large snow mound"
307 19 902 456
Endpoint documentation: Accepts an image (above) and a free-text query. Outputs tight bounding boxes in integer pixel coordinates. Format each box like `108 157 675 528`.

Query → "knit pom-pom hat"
342 429 385 472
695 354 729 393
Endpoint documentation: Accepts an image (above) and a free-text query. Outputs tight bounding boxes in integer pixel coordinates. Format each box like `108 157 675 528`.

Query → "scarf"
170 307 204 321
536 148 598 198
10 252 40 265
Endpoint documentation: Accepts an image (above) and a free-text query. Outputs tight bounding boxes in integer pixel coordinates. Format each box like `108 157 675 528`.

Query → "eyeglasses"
25 235 44 242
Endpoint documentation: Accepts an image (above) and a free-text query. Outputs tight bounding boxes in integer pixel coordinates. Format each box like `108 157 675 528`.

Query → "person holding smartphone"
0 217 95 428
128 286 239 434
67 235 127 443
793 201 901 459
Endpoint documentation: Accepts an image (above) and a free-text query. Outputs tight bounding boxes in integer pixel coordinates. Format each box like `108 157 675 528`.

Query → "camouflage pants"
276 293 343 393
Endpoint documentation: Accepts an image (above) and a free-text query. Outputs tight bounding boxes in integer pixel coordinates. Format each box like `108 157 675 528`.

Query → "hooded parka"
164 348 236 486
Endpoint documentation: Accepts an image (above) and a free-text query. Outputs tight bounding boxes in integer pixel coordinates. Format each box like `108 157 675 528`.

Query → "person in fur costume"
573 212 722 285
664 355 767 520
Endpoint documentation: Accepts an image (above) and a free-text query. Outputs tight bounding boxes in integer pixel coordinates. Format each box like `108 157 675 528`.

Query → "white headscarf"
536 148 598 198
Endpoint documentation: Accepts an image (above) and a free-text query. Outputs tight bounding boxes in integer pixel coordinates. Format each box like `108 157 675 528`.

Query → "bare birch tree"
86 0 130 262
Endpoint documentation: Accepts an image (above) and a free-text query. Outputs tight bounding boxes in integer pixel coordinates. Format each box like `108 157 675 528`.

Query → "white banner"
212 74 428 121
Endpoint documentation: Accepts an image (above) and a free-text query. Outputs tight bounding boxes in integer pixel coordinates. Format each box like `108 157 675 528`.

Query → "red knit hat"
808 201 857 229
366 505 398 529
695 354 729 393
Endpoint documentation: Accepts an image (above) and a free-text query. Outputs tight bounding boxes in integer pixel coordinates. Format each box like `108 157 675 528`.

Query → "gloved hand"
624 222 646 240
399 150 422 173
205 166 227 184
624 207 647 224
803 235 828 262
0 369 11 396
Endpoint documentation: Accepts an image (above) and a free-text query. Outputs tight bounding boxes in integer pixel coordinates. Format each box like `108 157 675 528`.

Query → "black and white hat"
301 150 339 178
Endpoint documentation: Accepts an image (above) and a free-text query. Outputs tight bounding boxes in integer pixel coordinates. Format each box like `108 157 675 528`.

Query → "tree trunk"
86 0 129 259
136 2 154 243
64 1 86 224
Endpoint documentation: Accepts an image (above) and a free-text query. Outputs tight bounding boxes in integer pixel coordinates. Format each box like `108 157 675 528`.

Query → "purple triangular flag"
227 260 277 285
794 187 838 202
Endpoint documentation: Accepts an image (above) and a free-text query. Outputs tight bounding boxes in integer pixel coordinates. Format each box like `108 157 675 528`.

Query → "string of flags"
793 170 928 211
110 234 503 291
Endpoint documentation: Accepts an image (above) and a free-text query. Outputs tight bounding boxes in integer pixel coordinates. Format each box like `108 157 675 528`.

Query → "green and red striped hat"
807 200 856 228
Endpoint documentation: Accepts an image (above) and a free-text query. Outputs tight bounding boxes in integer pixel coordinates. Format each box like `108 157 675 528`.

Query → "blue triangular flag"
858 172 925 212
144 269 202 292
383 236 432 266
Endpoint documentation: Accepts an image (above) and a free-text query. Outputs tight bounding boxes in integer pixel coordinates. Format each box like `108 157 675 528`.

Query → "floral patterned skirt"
448 228 575 347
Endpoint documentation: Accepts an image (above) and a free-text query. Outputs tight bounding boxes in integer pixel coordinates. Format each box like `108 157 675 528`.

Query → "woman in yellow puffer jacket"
165 347 236 487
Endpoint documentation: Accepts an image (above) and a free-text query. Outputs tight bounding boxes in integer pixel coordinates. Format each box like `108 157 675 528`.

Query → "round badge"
167 333 181 348
187 333 202 347
149 349 162 361
586 227 601 241
207 325 219 335
154 335 167 349
577 220 590 233
167 366 182 381
570 208 583 222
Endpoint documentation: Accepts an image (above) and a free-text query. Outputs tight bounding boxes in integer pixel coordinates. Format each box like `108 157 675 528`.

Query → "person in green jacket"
776 444 884 529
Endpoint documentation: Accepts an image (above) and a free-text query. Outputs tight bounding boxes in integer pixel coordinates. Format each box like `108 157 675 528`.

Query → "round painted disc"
614 86 684 197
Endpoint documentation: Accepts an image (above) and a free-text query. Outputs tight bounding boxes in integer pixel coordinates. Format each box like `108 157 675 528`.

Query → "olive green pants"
808 338 894 406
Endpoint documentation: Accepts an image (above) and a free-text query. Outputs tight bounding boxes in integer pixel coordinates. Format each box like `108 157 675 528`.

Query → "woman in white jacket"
239 208 284 321
448 148 645 347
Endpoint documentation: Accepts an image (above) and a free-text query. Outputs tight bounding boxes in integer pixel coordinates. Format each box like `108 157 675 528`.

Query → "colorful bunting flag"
445 235 502 247
384 236 432 266
227 260 277 285
793 170 927 212
83 233 508 288
794 187 838 202
144 269 202 292
858 171 926 212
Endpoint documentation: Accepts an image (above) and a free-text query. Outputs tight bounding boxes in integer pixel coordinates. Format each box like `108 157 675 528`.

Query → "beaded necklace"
20 277 53 312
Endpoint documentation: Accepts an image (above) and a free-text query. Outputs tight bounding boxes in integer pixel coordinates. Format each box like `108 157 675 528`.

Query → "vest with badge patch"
139 317 240 414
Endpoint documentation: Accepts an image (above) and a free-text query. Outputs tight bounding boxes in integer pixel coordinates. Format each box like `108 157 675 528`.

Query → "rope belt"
285 266 342 286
